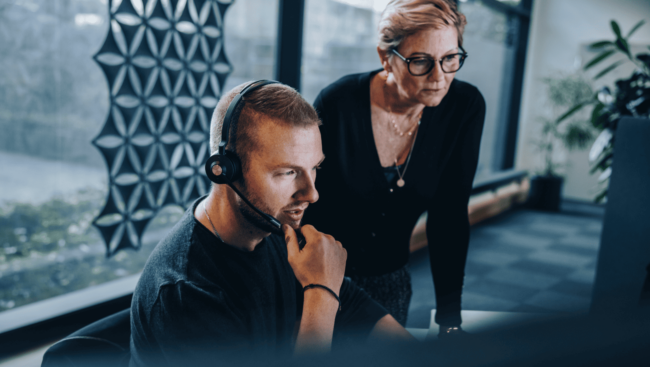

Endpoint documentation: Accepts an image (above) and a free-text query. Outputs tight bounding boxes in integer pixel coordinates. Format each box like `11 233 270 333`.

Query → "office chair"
41 308 131 367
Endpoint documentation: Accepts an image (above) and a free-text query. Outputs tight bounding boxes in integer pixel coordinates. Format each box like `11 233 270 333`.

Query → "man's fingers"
300 224 322 243
283 224 299 255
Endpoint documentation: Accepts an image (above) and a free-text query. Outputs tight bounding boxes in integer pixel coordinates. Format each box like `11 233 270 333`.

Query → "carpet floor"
406 200 604 329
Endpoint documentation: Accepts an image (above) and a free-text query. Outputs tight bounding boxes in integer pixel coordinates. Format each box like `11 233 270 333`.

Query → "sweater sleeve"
130 281 250 366
334 277 389 339
426 89 486 327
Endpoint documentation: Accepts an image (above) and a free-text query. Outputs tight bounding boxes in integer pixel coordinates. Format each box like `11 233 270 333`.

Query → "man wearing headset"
129 81 412 366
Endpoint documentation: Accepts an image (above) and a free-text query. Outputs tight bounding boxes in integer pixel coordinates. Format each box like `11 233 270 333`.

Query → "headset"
204 80 306 246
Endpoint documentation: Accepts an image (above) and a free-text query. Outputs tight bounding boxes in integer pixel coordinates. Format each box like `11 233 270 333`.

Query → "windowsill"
0 273 140 335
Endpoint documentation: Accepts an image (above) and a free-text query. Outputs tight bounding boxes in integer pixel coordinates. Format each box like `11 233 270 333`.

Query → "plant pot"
528 175 564 211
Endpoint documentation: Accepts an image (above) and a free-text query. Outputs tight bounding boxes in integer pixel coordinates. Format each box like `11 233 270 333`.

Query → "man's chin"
272 213 301 231
284 220 301 231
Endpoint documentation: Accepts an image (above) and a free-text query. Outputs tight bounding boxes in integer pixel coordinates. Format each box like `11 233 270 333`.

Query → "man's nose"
295 171 319 204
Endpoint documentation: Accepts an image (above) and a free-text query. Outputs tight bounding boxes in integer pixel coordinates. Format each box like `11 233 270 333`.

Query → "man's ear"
377 46 391 73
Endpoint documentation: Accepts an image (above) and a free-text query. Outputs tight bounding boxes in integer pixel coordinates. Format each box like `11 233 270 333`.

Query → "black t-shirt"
130 197 388 366
303 70 486 326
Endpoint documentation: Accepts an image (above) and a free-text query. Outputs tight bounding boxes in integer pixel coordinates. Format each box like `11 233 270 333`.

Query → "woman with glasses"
304 0 485 336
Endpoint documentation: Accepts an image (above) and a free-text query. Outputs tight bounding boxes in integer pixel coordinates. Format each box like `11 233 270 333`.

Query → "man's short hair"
209 82 321 169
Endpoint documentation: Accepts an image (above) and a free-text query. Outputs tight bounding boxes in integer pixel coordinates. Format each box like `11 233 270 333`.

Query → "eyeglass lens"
410 55 463 75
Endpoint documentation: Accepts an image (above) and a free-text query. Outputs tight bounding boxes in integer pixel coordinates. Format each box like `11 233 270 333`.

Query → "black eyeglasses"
391 48 468 76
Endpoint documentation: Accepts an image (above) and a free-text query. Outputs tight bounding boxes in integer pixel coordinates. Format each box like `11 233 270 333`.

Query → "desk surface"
406 309 553 341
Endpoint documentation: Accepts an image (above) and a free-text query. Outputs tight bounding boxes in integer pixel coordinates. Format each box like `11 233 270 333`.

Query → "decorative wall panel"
92 0 231 256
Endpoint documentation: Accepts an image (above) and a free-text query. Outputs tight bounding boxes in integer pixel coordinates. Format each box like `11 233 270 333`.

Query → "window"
0 0 278 318
0 0 147 313
1 0 529 331
222 0 279 91
456 0 518 178
301 0 386 104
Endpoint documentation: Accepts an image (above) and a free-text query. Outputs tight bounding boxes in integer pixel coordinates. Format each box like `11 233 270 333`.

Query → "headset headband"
219 79 279 155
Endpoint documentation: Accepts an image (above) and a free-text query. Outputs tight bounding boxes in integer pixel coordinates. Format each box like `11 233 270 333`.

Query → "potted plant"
556 20 650 203
528 75 595 211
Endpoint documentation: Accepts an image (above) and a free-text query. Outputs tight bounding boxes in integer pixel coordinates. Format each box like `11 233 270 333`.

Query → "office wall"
516 0 650 201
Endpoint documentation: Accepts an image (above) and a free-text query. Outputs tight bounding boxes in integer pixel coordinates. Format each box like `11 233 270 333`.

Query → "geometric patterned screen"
92 0 231 257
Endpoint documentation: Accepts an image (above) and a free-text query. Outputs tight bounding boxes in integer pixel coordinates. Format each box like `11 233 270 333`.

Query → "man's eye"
314 166 322 171
284 170 296 176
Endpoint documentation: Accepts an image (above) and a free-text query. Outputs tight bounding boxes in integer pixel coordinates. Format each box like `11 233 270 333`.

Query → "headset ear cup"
205 154 228 184
205 152 242 184
224 150 242 182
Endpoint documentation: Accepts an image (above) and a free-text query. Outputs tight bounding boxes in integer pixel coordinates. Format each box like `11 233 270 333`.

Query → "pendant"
397 178 405 187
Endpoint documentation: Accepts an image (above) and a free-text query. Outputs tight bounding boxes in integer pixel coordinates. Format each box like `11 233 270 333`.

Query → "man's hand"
284 224 347 353
284 224 347 295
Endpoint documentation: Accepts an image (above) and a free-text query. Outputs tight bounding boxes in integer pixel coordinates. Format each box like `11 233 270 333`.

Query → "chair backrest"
591 117 650 317
41 308 131 367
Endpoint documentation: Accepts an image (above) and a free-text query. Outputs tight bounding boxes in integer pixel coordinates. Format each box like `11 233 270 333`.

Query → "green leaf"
590 103 605 128
590 152 613 174
594 189 608 203
611 20 622 38
594 60 625 80
636 53 650 68
584 49 616 70
556 102 588 124
564 123 594 150
626 19 645 38
588 40 613 50
615 38 632 58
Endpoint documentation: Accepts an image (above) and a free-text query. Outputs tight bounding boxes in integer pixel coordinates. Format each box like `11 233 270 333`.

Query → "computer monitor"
591 117 650 316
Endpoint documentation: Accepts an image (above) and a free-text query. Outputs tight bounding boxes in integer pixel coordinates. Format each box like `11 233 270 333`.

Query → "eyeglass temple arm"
391 49 406 61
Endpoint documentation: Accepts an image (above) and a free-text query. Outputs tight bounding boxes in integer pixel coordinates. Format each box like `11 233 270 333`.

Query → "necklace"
394 119 420 188
203 201 224 242
383 79 422 137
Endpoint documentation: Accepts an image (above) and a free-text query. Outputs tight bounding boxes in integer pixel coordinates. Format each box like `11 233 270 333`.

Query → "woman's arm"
426 89 486 327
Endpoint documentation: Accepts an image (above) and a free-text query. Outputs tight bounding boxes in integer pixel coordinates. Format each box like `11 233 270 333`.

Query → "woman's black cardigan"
303 70 486 326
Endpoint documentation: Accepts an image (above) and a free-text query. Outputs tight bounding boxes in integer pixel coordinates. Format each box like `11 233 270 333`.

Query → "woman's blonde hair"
378 0 467 53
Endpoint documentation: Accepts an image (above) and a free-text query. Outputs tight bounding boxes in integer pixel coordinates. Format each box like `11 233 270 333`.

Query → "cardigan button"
371 232 376 237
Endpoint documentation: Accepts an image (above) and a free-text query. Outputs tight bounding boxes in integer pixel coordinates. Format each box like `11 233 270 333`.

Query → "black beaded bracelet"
303 284 341 311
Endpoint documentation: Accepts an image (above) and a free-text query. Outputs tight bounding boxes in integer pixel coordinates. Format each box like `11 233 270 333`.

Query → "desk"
406 309 551 341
